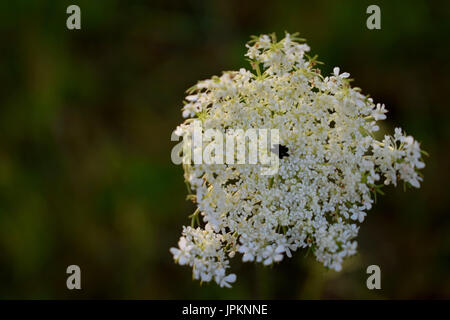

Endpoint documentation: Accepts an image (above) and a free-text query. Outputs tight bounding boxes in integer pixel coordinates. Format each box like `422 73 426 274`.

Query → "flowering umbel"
170 33 426 287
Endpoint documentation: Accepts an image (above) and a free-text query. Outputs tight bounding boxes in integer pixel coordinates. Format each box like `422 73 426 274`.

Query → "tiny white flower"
373 103 388 120
333 66 350 78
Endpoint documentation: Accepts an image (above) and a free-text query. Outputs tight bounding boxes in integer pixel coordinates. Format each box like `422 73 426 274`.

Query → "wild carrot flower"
170 33 426 287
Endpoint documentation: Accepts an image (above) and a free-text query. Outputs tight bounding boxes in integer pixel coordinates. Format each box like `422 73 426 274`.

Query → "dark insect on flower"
271 144 289 159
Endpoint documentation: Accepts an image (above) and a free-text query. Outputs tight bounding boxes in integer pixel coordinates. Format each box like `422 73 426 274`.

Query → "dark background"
0 0 449 299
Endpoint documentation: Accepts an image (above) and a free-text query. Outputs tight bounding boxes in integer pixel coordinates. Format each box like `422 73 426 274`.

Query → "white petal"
333 67 340 75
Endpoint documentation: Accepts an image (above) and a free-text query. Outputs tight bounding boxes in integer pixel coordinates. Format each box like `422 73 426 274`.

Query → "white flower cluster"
170 33 426 287
170 226 237 288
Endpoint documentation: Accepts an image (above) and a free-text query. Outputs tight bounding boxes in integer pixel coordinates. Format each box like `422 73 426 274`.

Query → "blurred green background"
0 0 449 299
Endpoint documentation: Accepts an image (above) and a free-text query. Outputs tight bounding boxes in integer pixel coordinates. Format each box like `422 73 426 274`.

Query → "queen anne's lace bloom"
170 33 426 287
